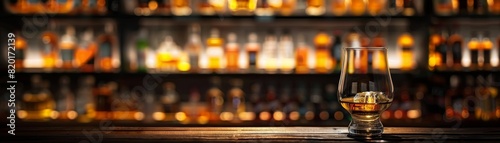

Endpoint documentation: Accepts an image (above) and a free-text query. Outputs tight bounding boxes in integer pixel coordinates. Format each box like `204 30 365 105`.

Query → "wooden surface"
4 127 500 142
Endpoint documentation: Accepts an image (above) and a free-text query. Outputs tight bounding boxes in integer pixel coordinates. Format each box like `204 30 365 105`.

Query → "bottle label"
451 42 461 64
248 51 257 66
99 42 112 57
137 50 146 68
333 43 341 61
60 49 74 61
206 46 223 57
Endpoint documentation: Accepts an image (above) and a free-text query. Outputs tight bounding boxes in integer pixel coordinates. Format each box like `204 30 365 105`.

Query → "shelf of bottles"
2 0 500 126
428 20 500 72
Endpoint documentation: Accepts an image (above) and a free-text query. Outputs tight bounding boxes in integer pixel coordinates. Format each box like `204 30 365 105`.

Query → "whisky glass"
338 47 393 137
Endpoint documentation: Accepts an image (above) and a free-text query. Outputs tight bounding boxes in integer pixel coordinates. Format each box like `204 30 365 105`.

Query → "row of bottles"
131 24 417 74
429 28 500 71
5 0 108 14
436 74 499 121
127 0 420 16
18 73 499 124
16 75 354 123
15 22 120 72
434 0 500 16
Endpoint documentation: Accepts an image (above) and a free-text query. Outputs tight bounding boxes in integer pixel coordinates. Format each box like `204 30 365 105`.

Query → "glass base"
348 119 384 137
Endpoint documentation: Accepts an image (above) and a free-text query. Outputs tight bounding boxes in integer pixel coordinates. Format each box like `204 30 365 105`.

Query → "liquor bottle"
227 79 245 122
480 32 493 69
225 32 240 72
76 76 95 123
458 0 469 14
295 82 308 121
206 28 224 72
6 0 42 14
95 0 107 14
278 29 295 73
429 29 446 70
399 33 414 71
76 29 98 72
207 77 224 121
371 33 387 71
331 30 342 71
448 30 463 69
97 23 118 72
41 23 59 71
160 82 179 121
367 0 386 15
171 0 192 16
249 82 263 121
468 0 488 14
305 0 325 16
490 0 500 14
246 32 260 72
74 0 94 14
402 0 416 16
156 0 172 15
134 0 150 15
350 0 366 16
19 75 56 121
434 0 457 16
387 0 403 15
264 83 279 120
14 32 27 70
156 35 181 72
185 24 203 72
198 0 216 15
59 26 77 70
295 34 310 74
330 0 347 16
468 31 480 69
211 0 227 14
310 83 323 121
314 30 332 73
438 30 449 69
43 0 75 14
280 0 296 16
56 76 76 120
95 82 116 120
229 0 258 15
261 30 278 73
112 86 141 121
136 28 149 72
256 0 274 16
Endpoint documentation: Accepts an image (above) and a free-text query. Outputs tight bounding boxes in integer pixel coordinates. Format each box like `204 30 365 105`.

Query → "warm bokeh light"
394 110 403 119
462 109 470 119
305 111 314 121
134 112 145 121
239 112 255 121
50 111 60 119
334 111 344 121
197 115 209 124
18 110 27 119
220 112 234 121
67 111 78 120
273 111 285 121
153 112 166 121
407 110 420 119
259 112 271 121
381 111 391 120
175 112 187 121
319 111 329 120
289 111 300 121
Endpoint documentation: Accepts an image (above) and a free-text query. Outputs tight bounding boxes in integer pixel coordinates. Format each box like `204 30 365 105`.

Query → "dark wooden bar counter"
4 127 500 142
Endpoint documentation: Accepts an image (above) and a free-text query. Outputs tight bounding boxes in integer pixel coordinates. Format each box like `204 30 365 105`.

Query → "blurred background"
0 0 499 127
